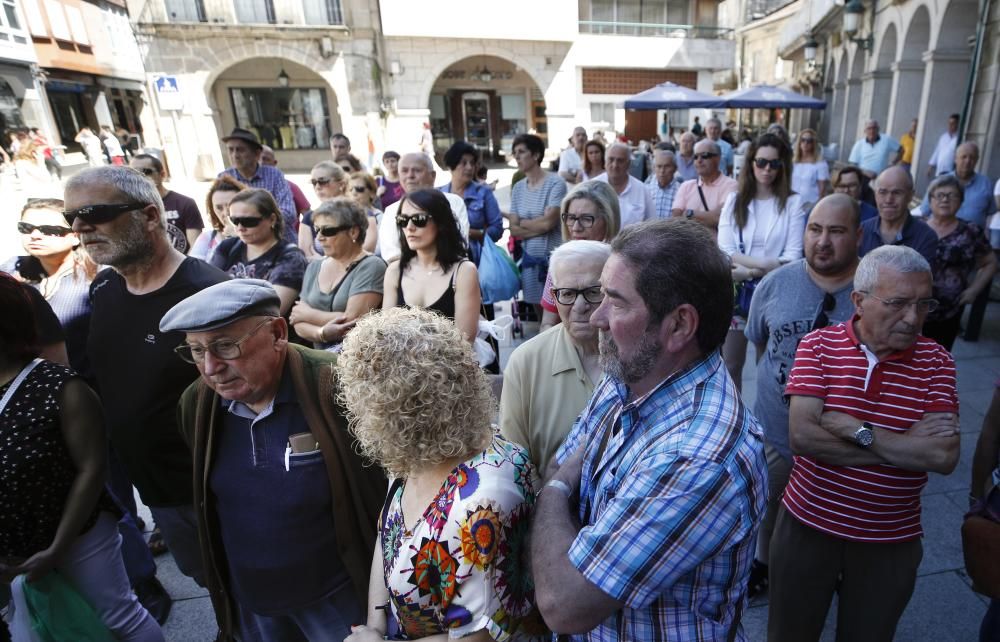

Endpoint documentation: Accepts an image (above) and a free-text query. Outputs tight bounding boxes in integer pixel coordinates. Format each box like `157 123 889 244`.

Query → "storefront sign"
154 75 183 111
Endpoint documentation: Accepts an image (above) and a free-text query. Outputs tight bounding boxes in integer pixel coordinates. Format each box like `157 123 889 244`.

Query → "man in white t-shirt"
925 113 959 178
376 152 468 262
558 127 588 185
594 143 654 228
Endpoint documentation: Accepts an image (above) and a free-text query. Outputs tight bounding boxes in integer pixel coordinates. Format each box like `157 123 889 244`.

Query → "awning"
624 82 726 110
46 80 90 93
97 77 146 93
720 84 826 109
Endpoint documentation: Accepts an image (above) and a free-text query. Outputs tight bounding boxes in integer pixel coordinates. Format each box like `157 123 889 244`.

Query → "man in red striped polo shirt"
768 244 960 642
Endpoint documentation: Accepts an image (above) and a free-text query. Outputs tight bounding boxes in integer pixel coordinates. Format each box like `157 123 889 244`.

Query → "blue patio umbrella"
720 85 826 109
624 82 727 109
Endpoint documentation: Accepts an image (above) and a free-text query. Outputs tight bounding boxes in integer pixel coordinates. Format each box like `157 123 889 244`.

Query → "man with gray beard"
67 166 228 589
531 219 768 641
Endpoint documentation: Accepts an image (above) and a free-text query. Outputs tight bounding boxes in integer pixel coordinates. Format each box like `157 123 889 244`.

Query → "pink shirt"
672 173 738 213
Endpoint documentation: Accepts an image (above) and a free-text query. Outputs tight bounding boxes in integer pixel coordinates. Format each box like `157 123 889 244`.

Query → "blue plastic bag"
478 238 521 304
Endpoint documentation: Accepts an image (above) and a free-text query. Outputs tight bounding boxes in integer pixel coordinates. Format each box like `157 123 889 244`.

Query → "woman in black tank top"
381 189 481 343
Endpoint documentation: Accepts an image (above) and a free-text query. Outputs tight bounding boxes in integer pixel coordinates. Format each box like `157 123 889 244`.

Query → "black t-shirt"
87 258 229 507
162 191 204 255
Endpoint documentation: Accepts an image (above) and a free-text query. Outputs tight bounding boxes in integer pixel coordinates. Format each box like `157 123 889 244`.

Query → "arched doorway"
211 57 341 170
870 24 897 131
427 55 546 161
889 7 929 139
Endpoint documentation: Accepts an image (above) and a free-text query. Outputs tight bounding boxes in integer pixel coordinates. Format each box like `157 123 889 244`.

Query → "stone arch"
418 46 554 113
869 23 898 130
825 50 848 155
887 4 930 137
840 49 866 158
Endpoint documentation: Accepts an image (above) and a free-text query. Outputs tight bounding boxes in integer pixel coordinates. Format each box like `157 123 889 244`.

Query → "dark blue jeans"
237 580 362 642
982 599 1000 642
107 445 156 587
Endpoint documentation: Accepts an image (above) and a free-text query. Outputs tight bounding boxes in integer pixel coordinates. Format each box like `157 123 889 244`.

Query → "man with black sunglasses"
66 165 229 592
670 139 737 231
742 193 862 600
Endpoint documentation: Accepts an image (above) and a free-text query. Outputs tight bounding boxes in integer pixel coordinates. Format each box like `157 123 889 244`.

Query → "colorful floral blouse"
928 220 991 321
380 435 541 640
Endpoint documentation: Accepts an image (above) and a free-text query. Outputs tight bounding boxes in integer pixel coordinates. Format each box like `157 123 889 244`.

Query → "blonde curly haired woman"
338 307 543 642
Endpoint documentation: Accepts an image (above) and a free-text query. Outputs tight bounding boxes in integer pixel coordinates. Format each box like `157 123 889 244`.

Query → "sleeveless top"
398 260 469 320
0 361 119 559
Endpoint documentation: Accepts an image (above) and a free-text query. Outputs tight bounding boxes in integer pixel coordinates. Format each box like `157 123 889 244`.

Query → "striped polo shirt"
782 318 958 542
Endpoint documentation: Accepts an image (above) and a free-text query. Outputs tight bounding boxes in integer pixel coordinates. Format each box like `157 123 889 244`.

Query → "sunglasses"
135 167 158 176
311 177 335 187
351 185 368 193
64 203 148 226
396 213 431 228
315 224 352 237
799 137 815 143
17 221 73 236
812 292 836 331
753 158 784 170
230 216 266 228
693 152 719 161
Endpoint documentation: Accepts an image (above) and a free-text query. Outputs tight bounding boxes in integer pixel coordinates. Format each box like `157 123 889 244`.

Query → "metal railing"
579 20 734 39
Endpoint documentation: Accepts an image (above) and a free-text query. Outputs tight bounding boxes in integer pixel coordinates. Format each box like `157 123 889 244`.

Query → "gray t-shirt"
744 259 855 460
299 254 386 348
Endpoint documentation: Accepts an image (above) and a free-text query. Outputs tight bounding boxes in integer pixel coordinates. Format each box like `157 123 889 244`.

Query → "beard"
80 213 154 268
599 328 663 384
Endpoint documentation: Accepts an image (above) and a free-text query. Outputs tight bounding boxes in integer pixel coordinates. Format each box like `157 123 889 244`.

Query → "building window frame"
229 86 331 151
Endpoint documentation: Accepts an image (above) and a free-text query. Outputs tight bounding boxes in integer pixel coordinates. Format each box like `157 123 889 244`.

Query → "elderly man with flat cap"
162 279 387 642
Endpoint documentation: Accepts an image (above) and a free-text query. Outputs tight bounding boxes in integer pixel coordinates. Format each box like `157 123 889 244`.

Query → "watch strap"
545 479 573 498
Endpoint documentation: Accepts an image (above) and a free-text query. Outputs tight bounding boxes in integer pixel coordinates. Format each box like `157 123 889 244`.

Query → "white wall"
379 0 578 41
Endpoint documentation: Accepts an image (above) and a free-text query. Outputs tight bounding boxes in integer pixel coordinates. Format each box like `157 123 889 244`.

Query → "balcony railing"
579 20 733 39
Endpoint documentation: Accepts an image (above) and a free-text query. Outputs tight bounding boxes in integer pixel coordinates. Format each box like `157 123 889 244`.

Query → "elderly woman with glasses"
338 306 541 642
791 129 829 209
501 240 611 474
439 141 503 267
922 175 997 350
211 188 307 317
382 189 480 344
2 198 97 375
538 181 621 331
289 199 385 349
299 161 348 259
718 133 806 391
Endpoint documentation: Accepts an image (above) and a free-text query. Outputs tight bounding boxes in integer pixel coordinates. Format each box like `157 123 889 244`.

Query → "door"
462 92 491 150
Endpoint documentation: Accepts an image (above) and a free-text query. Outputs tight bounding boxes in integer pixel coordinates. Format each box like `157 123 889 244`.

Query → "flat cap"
159 279 280 333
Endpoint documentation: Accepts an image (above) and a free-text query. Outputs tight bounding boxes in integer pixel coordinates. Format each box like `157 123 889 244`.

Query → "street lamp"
804 33 819 62
843 0 873 50
475 65 493 83
277 68 290 88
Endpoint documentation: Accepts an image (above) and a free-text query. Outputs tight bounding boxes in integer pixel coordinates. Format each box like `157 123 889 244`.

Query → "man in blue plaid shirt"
219 128 297 244
532 219 768 641
645 149 684 219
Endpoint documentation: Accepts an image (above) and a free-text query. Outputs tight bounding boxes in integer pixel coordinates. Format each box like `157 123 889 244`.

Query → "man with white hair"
645 149 683 219
769 244 959 641
704 118 734 175
594 142 654 228
675 132 698 182
670 139 738 231
848 120 901 180
500 240 609 473
375 152 469 261
559 126 589 185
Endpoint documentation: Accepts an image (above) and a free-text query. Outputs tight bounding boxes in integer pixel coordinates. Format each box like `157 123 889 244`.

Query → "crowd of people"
0 113 998 642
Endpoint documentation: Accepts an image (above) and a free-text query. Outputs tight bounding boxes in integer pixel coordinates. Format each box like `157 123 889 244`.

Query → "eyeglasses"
351 185 368 193
174 319 273 364
693 152 719 161
64 203 148 226
311 177 334 187
931 192 959 202
230 216 265 228
812 292 836 331
17 221 73 236
315 224 352 237
799 137 815 143
135 167 158 176
552 286 604 305
396 213 431 228
861 292 939 313
753 158 783 170
561 213 596 229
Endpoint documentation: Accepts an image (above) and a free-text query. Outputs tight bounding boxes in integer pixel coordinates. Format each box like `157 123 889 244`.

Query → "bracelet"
319 325 329 343
545 479 573 498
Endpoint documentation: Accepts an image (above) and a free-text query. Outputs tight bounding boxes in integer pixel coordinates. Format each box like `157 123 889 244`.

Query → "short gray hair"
401 152 434 173
65 166 166 228
694 139 721 156
855 245 930 293
550 240 611 286
705 117 722 129
313 197 369 244
653 149 676 166
927 174 964 205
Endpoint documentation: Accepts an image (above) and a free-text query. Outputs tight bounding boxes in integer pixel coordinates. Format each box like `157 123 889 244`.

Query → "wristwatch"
854 422 875 448
545 479 573 498
684 209 695 219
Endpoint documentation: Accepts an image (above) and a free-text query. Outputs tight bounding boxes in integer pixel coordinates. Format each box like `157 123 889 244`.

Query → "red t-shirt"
783 318 958 542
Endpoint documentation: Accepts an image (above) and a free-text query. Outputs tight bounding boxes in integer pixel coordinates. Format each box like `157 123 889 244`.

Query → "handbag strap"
696 183 710 211
0 358 43 414
738 225 746 255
